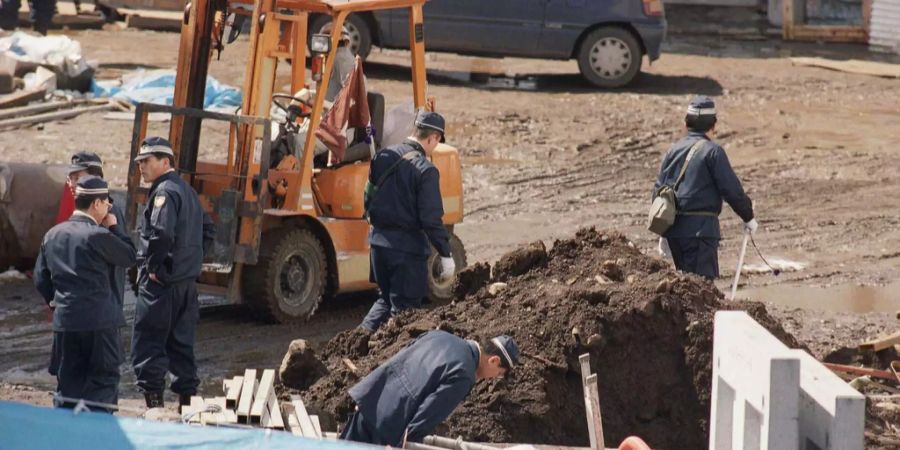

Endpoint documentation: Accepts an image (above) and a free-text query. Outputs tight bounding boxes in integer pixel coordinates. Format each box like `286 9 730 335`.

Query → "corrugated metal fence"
870 0 900 52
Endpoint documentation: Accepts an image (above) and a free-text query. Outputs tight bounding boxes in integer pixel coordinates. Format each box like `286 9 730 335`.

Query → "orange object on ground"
54 185 74 224
619 436 651 450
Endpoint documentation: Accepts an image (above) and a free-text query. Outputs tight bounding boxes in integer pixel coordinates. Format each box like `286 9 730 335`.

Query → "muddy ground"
1 22 900 447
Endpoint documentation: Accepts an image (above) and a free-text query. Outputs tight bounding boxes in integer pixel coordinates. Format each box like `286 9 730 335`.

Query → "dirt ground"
2 24 900 446
295 228 806 449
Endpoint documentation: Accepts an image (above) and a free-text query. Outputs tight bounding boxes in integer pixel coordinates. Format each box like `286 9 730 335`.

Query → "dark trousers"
341 411 386 445
0 0 55 30
51 327 122 414
360 246 428 332
132 275 200 396
668 237 720 280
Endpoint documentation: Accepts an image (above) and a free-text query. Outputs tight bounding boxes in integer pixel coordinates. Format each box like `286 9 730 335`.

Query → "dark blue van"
311 0 666 88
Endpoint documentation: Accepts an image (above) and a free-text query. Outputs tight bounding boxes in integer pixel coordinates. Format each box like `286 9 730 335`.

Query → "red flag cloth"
315 56 370 163
55 185 74 224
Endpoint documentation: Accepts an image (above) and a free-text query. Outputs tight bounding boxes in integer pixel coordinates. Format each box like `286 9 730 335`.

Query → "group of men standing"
34 136 214 411
28 94 756 446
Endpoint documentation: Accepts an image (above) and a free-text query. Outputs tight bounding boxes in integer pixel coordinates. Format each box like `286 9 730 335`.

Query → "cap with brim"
67 161 102 175
67 151 103 175
491 335 520 371
415 111 446 141
134 143 175 162
74 175 109 198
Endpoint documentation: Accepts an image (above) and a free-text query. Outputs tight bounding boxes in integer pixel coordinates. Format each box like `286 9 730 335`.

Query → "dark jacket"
653 132 754 239
138 170 215 284
366 139 451 257
34 213 137 331
349 330 479 445
109 202 129 326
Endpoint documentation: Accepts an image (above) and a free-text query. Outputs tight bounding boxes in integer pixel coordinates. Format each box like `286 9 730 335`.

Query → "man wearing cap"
359 111 455 332
60 151 130 317
653 95 757 280
340 330 519 446
34 176 137 412
132 136 215 409
48 152 133 380
56 152 105 224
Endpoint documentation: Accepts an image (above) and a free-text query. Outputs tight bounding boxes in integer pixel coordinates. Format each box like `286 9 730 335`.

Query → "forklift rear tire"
426 232 467 304
242 228 327 324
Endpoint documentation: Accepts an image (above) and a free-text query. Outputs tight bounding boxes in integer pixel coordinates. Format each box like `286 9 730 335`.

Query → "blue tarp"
0 401 371 450
91 69 242 109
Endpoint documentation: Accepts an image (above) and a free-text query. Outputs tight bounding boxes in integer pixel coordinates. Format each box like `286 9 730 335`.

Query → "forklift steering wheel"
272 94 312 118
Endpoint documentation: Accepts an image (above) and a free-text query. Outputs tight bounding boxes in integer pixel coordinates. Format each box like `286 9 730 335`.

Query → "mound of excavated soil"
291 228 800 449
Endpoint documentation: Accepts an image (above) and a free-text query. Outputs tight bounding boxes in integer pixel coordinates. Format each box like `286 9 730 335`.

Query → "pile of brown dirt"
291 228 800 449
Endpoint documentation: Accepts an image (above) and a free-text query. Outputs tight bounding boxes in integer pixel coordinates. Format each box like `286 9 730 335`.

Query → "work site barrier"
709 311 864 450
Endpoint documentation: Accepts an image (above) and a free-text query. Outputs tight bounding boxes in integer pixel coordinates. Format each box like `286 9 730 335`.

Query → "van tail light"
642 0 664 17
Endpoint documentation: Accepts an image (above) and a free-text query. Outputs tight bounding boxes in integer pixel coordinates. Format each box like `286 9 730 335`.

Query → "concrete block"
710 311 800 450
791 350 865 450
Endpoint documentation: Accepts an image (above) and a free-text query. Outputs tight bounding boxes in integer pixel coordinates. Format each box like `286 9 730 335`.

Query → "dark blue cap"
491 335 520 370
68 151 103 175
687 95 716 117
414 111 445 136
135 136 175 161
74 175 109 198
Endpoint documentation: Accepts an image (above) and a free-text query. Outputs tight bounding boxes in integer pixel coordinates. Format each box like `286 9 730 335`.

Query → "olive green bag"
647 139 705 236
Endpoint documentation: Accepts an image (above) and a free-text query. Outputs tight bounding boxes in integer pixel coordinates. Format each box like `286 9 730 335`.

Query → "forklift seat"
335 90 385 165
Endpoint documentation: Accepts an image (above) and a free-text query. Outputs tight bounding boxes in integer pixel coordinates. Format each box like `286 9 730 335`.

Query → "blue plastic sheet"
91 69 242 109
0 400 373 450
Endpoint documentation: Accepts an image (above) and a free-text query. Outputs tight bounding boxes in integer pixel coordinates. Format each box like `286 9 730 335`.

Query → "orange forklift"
125 0 466 323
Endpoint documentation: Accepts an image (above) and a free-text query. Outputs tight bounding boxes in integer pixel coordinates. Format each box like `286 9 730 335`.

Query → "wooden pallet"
180 369 328 438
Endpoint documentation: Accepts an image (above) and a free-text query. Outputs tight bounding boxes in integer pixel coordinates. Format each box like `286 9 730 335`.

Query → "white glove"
440 256 456 280
744 219 759 235
658 238 672 259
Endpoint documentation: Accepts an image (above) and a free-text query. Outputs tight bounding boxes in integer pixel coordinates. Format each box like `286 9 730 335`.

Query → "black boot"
178 394 193 413
144 392 164 408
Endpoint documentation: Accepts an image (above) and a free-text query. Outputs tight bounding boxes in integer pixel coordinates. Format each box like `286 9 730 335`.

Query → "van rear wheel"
577 26 642 88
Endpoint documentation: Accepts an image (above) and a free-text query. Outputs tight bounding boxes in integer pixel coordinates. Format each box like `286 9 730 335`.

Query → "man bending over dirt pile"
340 330 519 446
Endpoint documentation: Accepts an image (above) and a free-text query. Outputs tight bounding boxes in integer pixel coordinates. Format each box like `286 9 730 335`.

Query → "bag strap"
673 139 706 190
373 149 422 190
364 149 422 220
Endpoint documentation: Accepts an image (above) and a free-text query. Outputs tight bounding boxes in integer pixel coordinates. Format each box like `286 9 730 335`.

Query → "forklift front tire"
242 228 327 323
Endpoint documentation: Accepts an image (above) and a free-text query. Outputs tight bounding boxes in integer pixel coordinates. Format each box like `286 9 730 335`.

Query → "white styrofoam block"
710 311 800 450
791 350 865 450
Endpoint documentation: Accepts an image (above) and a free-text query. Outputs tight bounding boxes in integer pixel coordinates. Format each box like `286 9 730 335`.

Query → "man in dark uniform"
653 95 758 280
63 151 129 315
47 152 131 380
360 111 455 332
34 176 136 413
131 136 215 409
340 331 519 446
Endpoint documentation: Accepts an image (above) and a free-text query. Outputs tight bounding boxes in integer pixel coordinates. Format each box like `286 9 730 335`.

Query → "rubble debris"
0 100 121 130
452 262 491 298
294 228 800 448
278 339 327 391
493 240 547 281
0 32 95 91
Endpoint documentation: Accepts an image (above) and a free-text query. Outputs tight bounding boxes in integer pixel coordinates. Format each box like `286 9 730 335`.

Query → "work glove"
440 256 456 281
743 219 759 235
658 237 672 259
